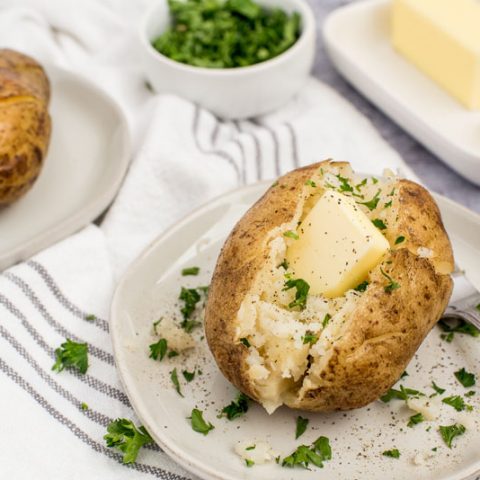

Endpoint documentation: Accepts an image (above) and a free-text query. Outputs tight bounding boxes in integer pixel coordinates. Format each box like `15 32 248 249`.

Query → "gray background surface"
309 0 480 213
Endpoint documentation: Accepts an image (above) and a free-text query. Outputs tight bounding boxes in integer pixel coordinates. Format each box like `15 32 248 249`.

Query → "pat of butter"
286 190 389 298
392 0 480 110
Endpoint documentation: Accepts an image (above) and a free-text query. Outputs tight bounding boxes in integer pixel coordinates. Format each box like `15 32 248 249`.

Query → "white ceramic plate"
0 65 130 270
323 0 480 187
111 182 480 480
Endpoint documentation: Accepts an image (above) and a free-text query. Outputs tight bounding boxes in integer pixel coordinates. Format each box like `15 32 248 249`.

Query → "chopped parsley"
442 395 467 412
284 230 299 240
170 368 183 396
245 459 254 467
149 338 168 361
295 416 309 439
438 318 480 342
439 424 466 448
395 236 405 245
104 418 153 464
454 368 476 388
407 413 424 427
384 200 393 208
302 331 318 345
358 190 381 211
188 408 214 435
400 371 409 379
283 278 310 310
182 369 196 382
52 339 89 374
380 268 400 293
432 381 446 395
382 449 400 459
239 337 251 348
85 314 96 322
168 350 179 358
372 218 387 230
465 390 476 397
355 178 367 191
282 436 331 469
152 0 301 69
354 281 369 292
246 445 256 451
305 179 317 187
336 174 353 193
81 402 89 411
179 287 203 332
380 385 424 403
219 392 249 420
181 266 200 276
322 313 332 328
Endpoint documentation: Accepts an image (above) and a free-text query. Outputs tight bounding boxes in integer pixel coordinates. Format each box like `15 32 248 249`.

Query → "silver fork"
442 269 480 330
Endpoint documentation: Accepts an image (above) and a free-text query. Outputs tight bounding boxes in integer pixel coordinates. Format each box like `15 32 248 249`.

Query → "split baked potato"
205 161 454 413
0 49 51 206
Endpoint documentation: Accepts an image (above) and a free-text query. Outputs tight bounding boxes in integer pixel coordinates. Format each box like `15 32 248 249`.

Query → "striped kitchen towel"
0 1 414 479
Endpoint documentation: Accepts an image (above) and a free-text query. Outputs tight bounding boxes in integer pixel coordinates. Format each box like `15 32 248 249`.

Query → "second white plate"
0 65 131 270
111 182 480 480
323 0 480 186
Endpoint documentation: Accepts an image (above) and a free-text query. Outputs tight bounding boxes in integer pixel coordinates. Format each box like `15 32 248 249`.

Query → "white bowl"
139 0 315 119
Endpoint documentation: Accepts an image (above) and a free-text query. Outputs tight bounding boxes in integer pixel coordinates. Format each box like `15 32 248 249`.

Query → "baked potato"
205 160 454 413
0 49 51 206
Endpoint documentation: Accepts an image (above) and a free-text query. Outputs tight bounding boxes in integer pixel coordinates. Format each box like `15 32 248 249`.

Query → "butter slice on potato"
286 190 389 298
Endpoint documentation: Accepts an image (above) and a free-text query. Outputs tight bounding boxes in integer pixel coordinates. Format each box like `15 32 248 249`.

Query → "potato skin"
204 161 454 411
0 49 51 206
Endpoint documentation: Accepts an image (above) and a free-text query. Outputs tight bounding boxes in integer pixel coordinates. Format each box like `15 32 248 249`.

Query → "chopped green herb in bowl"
152 0 301 69
140 0 315 118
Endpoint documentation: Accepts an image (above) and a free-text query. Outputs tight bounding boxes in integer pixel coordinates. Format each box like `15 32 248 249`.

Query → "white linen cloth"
0 1 415 478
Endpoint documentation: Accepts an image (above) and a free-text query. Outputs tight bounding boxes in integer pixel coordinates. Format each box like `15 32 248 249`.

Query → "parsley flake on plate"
85 314 96 322
282 436 331 469
182 369 196 382
170 368 183 396
52 339 89 374
454 368 476 388
439 424 466 448
295 416 309 439
442 395 467 412
395 236 405 245
239 337 251 348
382 449 400 459
181 266 200 276
407 413 425 428
81 402 89 411
104 418 154 464
179 286 204 332
219 392 249 420
149 338 168 361
431 381 446 395
380 385 424 403
189 408 214 435
438 318 480 342
283 278 310 310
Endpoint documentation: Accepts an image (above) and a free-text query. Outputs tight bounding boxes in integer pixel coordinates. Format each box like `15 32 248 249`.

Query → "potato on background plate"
205 160 454 413
0 49 51 207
